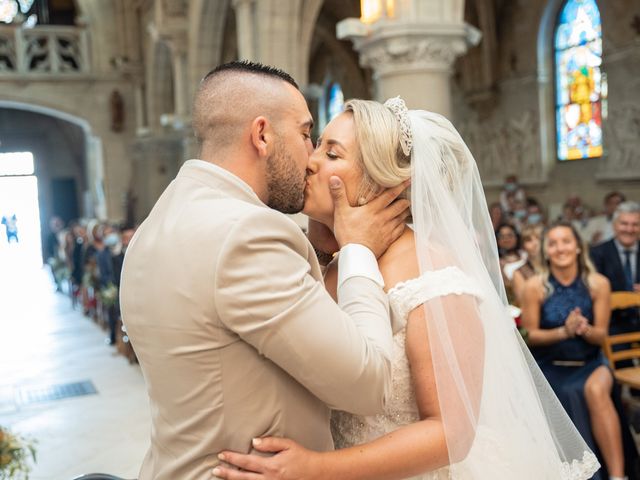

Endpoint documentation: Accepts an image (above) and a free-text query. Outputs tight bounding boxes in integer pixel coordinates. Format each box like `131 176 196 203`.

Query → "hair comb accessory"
383 96 413 156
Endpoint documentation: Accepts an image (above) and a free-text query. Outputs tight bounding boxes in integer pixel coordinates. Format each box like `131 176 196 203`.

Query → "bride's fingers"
212 465 262 480
252 436 292 453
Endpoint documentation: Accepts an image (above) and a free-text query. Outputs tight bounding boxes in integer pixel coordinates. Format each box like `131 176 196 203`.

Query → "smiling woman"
521 221 637 479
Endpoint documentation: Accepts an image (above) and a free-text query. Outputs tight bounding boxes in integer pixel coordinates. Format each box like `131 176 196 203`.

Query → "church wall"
453 0 640 216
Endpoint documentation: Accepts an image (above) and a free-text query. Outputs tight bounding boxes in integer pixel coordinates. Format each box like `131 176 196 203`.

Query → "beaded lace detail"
331 267 600 479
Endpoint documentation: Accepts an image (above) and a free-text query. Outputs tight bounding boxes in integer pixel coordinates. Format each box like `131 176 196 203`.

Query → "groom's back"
120 161 333 480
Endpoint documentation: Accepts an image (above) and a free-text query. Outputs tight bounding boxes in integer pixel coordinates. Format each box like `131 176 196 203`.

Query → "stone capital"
353 22 469 76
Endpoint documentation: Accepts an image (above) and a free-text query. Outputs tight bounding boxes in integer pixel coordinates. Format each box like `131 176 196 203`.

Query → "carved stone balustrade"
0 25 90 76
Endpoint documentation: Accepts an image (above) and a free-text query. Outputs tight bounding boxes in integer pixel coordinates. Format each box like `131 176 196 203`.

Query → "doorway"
0 152 43 270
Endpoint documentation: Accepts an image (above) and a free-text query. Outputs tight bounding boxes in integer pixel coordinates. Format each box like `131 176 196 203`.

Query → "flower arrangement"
100 282 119 308
0 426 37 480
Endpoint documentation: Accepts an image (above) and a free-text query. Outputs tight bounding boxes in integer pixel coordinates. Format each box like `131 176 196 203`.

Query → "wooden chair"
602 332 640 390
610 291 640 311
603 292 640 387
603 292 640 442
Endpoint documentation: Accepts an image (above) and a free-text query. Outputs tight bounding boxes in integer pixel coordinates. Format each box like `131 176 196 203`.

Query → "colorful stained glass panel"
555 0 603 161
328 83 344 121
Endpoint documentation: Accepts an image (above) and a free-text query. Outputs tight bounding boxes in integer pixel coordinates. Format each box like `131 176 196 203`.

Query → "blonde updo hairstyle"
343 99 411 204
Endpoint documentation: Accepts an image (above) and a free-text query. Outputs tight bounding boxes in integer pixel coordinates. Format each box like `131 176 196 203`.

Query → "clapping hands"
564 307 590 337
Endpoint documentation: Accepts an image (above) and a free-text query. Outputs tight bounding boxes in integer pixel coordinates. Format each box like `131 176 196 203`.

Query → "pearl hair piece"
383 96 413 157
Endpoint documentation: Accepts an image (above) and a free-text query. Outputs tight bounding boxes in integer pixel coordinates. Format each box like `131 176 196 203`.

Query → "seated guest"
512 225 543 305
489 201 505 232
499 174 527 215
522 221 635 480
525 197 546 228
584 192 626 246
497 222 525 302
591 201 640 336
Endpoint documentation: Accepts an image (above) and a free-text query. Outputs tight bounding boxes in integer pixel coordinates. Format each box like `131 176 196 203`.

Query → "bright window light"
0 152 35 176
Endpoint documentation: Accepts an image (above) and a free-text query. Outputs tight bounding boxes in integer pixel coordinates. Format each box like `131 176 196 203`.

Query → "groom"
120 60 410 480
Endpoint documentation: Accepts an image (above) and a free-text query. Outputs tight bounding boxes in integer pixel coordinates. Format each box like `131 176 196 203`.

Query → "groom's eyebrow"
300 119 314 131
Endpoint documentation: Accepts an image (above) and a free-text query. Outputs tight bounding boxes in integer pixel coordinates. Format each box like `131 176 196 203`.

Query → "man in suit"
120 61 409 480
590 201 640 335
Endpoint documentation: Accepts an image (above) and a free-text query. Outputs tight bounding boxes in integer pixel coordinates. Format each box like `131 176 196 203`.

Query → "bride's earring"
357 197 367 206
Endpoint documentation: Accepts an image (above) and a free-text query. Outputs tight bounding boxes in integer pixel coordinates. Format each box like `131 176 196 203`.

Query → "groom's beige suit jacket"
121 160 393 480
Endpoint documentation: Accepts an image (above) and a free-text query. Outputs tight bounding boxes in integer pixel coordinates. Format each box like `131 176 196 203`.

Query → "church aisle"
0 242 148 480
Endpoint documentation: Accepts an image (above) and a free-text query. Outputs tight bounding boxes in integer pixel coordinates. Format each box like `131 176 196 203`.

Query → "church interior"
1 0 640 478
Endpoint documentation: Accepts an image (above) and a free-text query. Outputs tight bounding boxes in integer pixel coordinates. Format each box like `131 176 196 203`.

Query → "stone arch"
0 99 106 231
0 99 92 134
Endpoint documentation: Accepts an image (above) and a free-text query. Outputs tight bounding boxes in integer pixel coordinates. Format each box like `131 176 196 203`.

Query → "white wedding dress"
331 266 599 480
331 266 477 480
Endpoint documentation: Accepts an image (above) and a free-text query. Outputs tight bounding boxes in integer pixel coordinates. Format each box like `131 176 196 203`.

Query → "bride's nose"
306 150 320 175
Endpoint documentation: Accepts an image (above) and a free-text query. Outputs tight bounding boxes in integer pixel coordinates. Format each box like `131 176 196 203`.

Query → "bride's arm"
212 293 483 480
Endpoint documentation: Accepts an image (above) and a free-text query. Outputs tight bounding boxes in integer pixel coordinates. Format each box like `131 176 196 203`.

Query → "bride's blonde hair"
344 99 411 203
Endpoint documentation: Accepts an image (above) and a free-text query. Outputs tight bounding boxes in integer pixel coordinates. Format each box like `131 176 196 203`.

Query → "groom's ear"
250 116 272 159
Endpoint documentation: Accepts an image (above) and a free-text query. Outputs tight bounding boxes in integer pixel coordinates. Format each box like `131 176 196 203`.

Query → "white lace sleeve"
388 266 483 327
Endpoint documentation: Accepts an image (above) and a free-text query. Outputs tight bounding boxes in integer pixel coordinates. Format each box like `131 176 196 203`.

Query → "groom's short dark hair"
202 60 299 90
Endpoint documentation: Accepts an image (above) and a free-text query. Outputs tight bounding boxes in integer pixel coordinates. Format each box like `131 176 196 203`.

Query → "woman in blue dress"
522 220 632 480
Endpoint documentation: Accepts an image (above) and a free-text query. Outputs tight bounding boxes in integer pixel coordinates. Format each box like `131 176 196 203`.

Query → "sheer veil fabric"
404 106 600 478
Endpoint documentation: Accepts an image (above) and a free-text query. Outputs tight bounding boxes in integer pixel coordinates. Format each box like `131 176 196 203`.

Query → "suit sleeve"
214 210 392 415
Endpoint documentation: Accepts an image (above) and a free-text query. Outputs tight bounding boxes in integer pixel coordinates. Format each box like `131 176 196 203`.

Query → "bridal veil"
388 97 600 479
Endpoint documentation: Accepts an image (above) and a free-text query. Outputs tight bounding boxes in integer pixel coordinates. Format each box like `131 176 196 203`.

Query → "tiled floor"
0 241 149 480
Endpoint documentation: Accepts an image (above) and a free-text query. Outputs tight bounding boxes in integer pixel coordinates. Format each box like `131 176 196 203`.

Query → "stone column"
338 2 475 117
232 0 257 60
231 0 322 86
167 35 189 126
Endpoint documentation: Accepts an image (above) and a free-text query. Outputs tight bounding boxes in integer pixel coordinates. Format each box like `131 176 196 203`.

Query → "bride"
211 98 600 479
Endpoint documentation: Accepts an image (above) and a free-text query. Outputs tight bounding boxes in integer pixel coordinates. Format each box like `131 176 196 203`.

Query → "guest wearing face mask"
500 174 527 216
525 198 546 228
509 199 531 232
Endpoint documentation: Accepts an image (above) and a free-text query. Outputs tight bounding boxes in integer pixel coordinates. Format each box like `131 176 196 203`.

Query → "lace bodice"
331 267 482 480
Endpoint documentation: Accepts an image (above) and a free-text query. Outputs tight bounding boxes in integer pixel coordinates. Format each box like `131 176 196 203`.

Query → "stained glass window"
555 0 603 161
327 83 345 122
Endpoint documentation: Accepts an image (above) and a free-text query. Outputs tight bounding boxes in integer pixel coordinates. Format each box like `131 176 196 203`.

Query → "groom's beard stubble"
266 141 307 214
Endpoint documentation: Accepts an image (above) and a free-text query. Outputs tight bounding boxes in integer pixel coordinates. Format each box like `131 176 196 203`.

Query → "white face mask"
104 232 120 247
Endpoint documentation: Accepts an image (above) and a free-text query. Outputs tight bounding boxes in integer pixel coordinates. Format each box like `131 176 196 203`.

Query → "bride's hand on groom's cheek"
212 437 320 480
